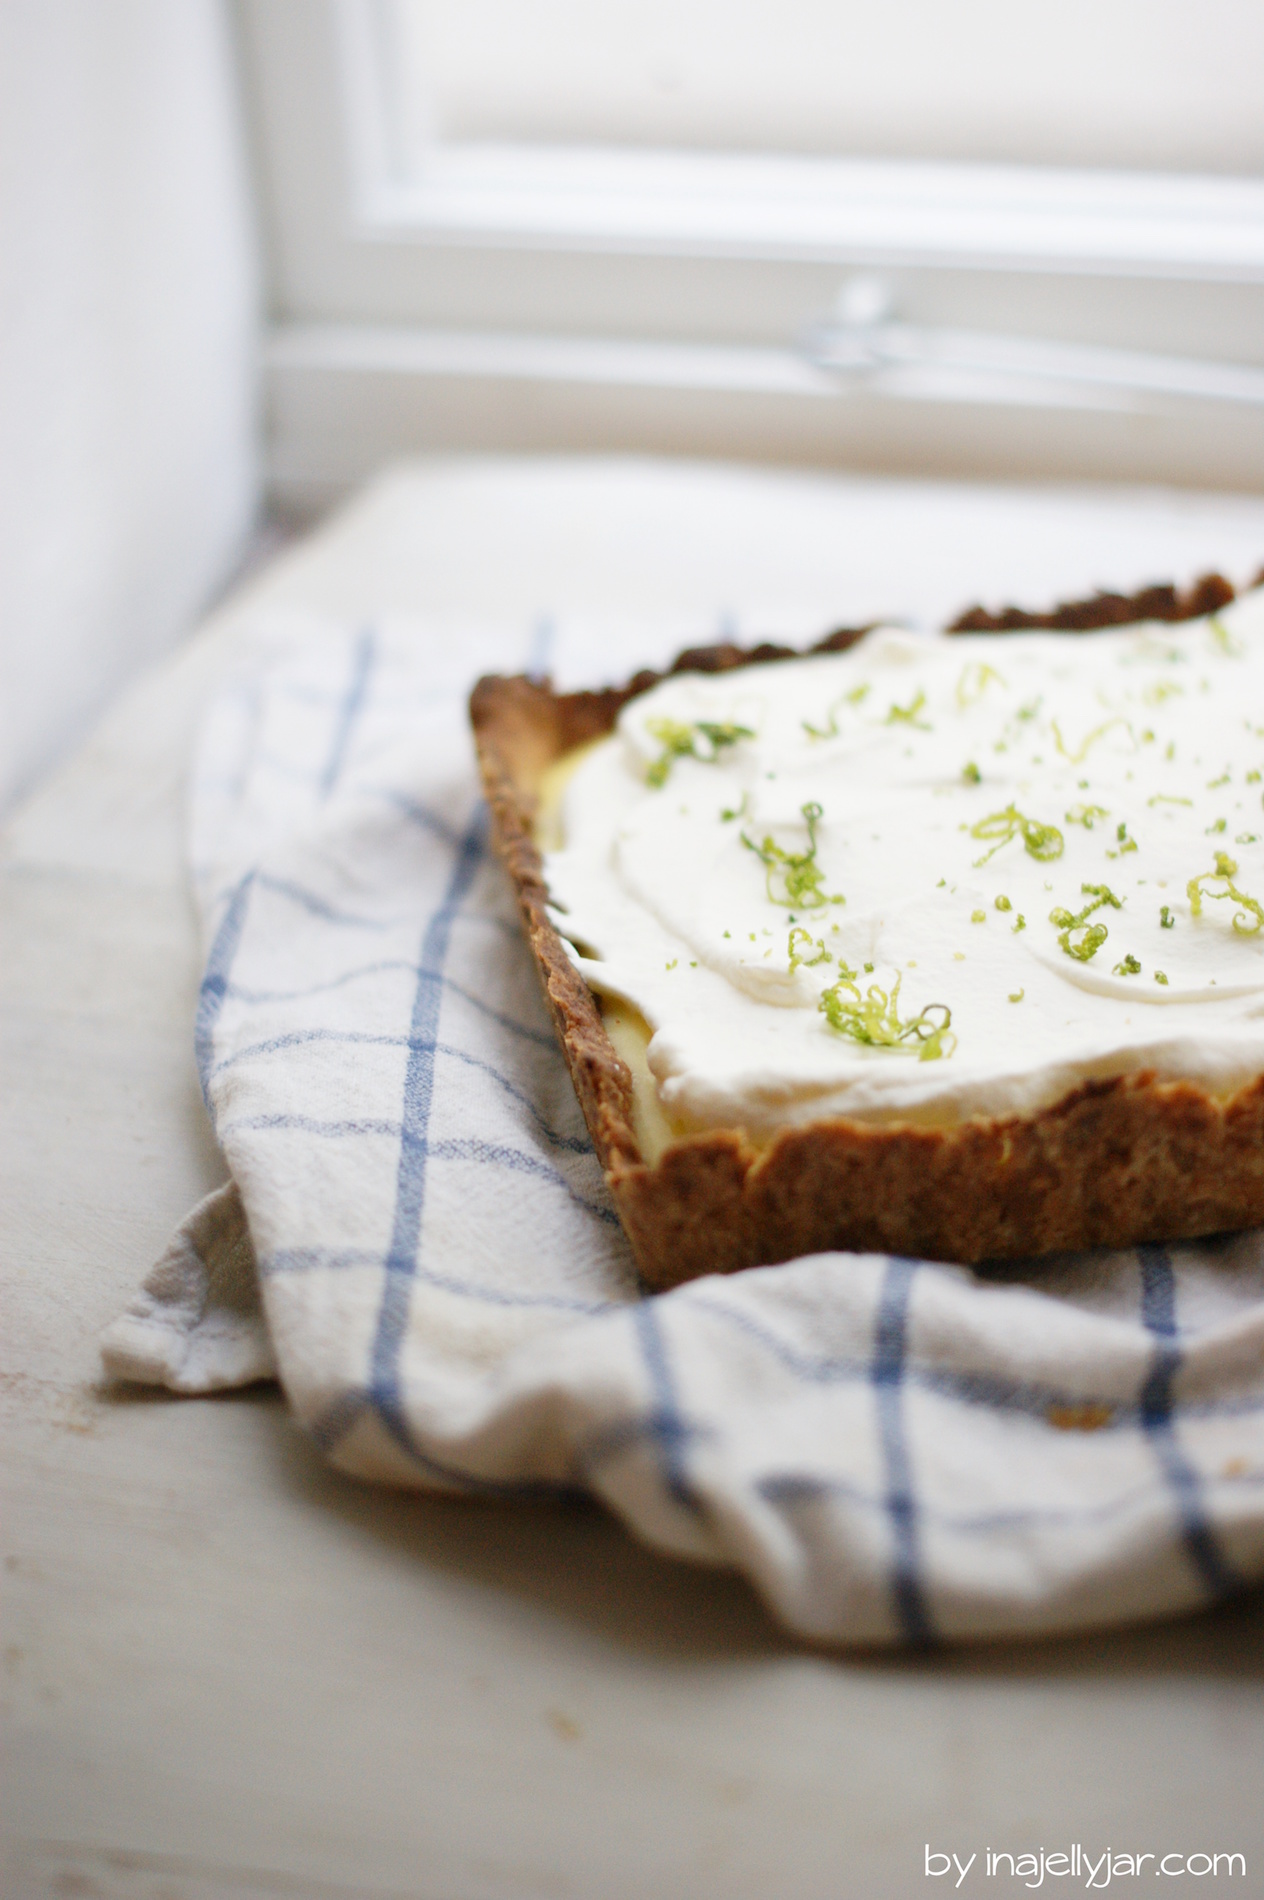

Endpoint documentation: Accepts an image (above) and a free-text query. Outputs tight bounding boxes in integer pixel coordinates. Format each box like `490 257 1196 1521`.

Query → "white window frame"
235 0 1264 511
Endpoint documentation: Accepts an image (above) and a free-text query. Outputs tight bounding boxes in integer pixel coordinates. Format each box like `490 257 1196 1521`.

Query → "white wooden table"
6 459 1264 1900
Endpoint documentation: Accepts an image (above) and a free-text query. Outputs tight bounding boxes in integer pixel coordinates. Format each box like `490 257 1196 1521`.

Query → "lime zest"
1142 680 1184 706
1052 716 1129 765
1209 615 1243 657
1065 803 1110 830
1107 821 1138 859
787 927 832 974
802 682 869 740
885 689 931 730
1049 883 1122 962
741 801 845 910
970 804 1064 867
646 717 754 787
955 661 1006 709
818 968 955 1062
1187 852 1264 935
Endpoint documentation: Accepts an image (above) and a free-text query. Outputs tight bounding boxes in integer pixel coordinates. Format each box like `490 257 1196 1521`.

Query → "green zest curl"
788 927 832 973
1052 717 1128 765
646 717 754 787
1065 803 1109 830
1187 852 1264 935
971 804 1065 867
885 689 931 729
742 801 845 910
802 683 869 740
1049 883 1122 962
1209 615 1243 658
955 661 1005 709
818 968 955 1062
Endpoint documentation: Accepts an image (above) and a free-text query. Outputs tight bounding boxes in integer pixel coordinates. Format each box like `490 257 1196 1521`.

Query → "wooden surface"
5 458 1264 1899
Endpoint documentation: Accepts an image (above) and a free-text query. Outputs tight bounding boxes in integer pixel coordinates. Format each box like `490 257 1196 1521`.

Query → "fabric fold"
101 1180 274 1393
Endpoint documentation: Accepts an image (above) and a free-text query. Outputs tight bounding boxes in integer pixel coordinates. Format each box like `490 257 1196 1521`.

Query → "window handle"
804 277 1264 409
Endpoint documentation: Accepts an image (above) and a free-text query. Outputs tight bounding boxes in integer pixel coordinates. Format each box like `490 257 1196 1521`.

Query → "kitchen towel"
103 610 1264 1644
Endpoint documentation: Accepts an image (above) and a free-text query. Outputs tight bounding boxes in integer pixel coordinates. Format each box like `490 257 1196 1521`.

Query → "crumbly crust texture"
469 572 1264 1289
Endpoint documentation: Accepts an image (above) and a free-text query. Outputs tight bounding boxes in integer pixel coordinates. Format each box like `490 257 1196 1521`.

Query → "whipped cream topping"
544 589 1264 1137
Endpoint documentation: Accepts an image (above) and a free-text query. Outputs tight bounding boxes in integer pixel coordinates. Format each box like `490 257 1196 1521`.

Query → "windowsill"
360 143 1264 277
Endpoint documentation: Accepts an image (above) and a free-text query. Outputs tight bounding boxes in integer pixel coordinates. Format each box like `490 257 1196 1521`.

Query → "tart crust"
469 572 1264 1289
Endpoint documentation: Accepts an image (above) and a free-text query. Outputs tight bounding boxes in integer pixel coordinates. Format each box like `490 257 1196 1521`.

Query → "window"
235 0 1264 510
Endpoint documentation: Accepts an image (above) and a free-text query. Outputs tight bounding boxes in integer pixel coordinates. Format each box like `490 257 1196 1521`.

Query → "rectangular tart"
469 572 1264 1290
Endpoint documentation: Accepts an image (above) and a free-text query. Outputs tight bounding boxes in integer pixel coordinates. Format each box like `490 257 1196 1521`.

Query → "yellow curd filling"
536 734 686 1160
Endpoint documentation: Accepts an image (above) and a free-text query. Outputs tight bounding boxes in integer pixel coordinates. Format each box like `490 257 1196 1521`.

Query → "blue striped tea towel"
103 613 1264 1645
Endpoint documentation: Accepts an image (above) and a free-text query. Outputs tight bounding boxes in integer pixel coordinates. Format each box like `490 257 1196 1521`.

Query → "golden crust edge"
468 572 1264 1290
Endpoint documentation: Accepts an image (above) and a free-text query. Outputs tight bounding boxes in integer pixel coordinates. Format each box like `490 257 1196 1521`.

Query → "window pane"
403 0 1264 173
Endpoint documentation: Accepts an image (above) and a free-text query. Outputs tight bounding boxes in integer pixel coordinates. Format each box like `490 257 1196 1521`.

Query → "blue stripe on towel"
383 790 468 851
759 1461 1264 1539
195 870 255 1115
254 873 403 931
211 1030 593 1152
873 1257 935 1647
224 962 557 1046
221 1113 614 1224
320 627 376 798
1137 1244 1239 1602
634 1302 698 1509
527 615 555 680
368 802 489 1452
266 1244 620 1314
683 1288 1128 1428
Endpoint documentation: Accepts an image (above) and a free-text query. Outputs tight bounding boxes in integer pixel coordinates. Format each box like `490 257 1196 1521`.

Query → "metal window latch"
803 274 1264 410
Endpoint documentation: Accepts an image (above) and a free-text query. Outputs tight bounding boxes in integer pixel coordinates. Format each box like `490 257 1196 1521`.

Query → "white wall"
0 0 259 811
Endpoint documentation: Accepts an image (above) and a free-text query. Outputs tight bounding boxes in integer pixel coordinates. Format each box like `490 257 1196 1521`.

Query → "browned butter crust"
469 571 1264 1288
